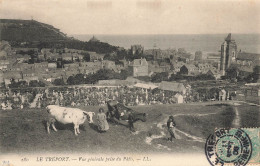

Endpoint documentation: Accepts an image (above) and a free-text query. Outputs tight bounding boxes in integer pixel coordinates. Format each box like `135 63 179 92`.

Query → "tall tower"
220 33 237 75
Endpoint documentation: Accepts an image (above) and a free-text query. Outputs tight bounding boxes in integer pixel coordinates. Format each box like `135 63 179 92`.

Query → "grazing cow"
46 105 95 136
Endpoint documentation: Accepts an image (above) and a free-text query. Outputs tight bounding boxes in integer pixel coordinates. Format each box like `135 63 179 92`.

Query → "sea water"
73 34 260 54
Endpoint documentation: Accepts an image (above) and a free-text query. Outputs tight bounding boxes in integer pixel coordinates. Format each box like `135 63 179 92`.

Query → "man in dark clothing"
167 115 176 142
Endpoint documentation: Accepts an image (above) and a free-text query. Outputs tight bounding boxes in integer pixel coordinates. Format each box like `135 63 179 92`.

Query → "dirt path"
231 106 241 128
144 112 216 150
150 101 258 145
239 101 260 107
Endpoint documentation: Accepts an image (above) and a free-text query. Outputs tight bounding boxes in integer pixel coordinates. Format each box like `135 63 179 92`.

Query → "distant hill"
0 19 119 54
0 19 68 42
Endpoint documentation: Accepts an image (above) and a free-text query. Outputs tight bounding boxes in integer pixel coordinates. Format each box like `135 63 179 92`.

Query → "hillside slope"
0 19 119 54
0 19 68 42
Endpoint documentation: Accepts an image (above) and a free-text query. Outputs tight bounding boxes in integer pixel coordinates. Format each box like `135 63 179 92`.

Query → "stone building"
174 93 184 103
236 52 260 67
220 33 238 75
158 81 187 94
22 70 38 82
219 89 227 101
179 64 199 75
131 58 149 77
88 51 104 61
102 60 116 70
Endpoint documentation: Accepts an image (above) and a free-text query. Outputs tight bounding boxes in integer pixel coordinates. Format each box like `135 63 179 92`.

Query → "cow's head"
83 112 95 123
46 105 56 114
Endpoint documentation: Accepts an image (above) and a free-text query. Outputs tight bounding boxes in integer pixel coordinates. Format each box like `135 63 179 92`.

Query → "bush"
67 69 130 85
53 78 65 86
29 80 45 87
151 72 169 83
136 76 151 82
8 80 28 88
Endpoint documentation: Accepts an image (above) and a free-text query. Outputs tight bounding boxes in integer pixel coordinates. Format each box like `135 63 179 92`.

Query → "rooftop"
237 52 260 61
225 33 234 41
132 58 148 66
158 81 186 92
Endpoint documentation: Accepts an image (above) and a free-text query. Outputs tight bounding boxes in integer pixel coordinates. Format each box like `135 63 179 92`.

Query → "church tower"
220 33 237 75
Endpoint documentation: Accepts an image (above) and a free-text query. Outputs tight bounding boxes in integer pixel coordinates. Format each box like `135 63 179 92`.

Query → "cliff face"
0 19 68 42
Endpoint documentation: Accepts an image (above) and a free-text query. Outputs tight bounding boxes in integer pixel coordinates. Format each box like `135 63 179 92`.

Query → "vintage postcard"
0 0 259 165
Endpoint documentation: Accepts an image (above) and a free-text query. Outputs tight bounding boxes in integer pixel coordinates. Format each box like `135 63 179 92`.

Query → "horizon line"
71 33 260 36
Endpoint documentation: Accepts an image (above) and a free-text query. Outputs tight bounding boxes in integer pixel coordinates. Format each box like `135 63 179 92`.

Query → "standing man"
167 115 176 142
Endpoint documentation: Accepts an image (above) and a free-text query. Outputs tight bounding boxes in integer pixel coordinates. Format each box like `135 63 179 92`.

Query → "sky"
0 0 260 35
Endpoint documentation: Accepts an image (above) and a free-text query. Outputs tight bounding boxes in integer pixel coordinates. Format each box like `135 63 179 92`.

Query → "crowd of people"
0 86 181 110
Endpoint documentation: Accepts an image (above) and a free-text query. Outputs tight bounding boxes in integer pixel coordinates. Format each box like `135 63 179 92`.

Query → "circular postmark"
205 128 252 166
205 134 216 166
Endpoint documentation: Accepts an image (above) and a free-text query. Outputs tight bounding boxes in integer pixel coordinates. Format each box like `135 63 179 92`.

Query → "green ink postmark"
205 128 259 166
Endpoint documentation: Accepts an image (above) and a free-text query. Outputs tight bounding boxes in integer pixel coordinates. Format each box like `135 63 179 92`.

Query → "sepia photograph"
0 0 259 165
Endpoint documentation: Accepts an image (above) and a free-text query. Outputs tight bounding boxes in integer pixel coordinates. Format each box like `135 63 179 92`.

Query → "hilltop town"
0 19 259 109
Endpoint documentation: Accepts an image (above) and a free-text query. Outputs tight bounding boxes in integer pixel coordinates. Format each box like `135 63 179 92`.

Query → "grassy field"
0 102 259 154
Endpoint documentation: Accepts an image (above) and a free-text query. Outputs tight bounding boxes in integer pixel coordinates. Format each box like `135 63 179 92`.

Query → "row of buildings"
132 33 260 78
132 58 221 78
0 40 121 86
0 39 220 86
1 33 259 87
0 60 126 86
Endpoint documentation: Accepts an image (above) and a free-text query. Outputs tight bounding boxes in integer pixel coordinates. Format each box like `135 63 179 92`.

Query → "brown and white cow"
46 105 95 136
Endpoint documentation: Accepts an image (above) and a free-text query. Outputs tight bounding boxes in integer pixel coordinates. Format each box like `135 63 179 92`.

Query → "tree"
53 78 65 86
8 80 28 88
208 88 220 100
67 74 86 85
120 69 132 80
67 76 75 85
226 65 239 80
195 51 202 56
82 53 90 61
169 73 185 81
196 74 215 80
74 74 85 84
151 72 169 83
197 88 208 101
29 80 45 87
66 68 132 85
117 49 127 60
244 66 260 83
95 69 117 80
136 76 151 82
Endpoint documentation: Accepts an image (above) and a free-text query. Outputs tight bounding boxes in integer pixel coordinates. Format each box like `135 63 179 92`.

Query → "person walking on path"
97 108 109 133
167 115 176 142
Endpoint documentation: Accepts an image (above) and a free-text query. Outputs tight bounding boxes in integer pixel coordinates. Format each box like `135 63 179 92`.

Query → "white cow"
46 105 95 136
